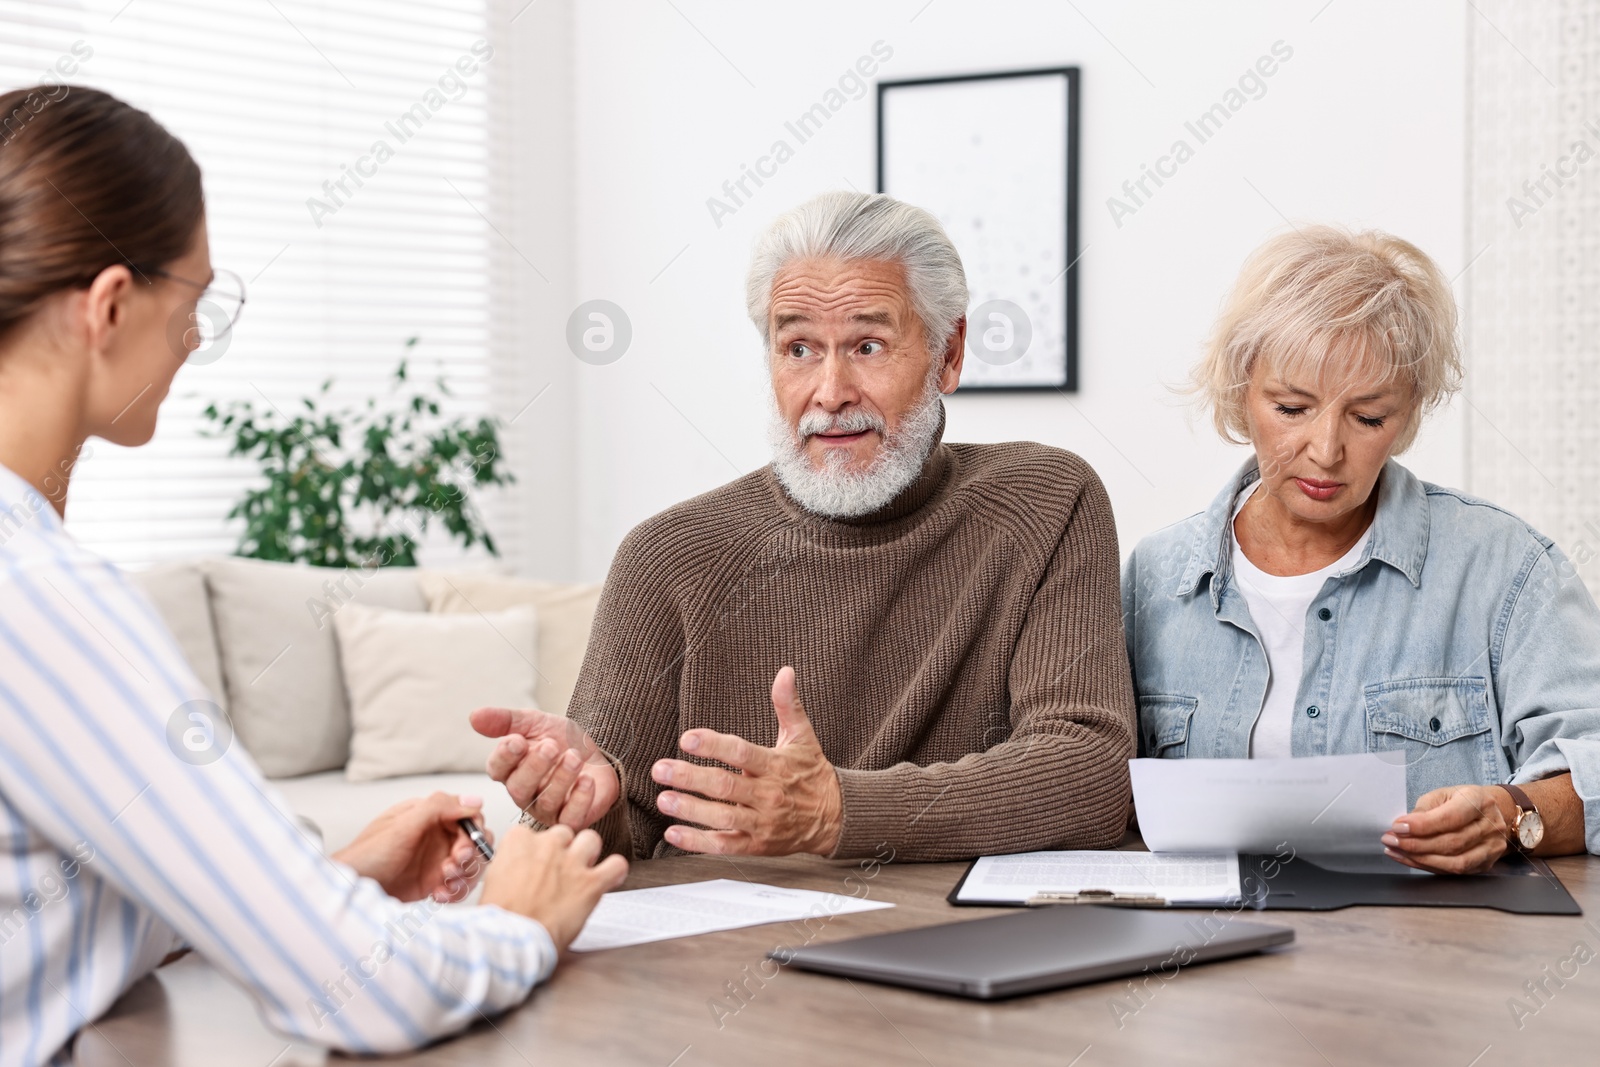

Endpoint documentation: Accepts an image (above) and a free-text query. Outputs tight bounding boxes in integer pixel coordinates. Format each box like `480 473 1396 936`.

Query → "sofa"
126 557 602 852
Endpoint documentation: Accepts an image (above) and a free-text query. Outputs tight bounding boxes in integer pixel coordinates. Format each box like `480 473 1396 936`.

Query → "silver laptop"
777 905 1293 1000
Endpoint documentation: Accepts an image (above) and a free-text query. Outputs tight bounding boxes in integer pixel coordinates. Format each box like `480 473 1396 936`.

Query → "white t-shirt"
1230 483 1370 759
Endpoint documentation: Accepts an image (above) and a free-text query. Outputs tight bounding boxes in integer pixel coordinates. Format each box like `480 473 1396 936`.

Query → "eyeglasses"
136 265 247 348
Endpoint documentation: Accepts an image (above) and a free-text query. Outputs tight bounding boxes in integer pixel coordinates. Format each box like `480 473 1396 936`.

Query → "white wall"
504 0 579 578
559 0 1467 579
1464 0 1600 593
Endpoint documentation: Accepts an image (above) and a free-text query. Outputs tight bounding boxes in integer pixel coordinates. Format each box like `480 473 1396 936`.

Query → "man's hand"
471 706 620 829
651 666 842 856
480 825 629 951
1382 784 1512 874
331 792 492 903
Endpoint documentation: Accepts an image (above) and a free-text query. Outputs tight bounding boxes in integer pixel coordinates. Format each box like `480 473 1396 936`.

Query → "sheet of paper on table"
1130 752 1409 854
570 878 895 952
955 851 1242 905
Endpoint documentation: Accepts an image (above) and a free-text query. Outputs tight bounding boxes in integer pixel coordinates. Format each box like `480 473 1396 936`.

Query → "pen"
1026 890 1168 907
458 818 495 863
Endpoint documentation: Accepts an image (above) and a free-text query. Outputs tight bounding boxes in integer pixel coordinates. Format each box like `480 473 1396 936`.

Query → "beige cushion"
418 571 601 718
205 557 425 778
124 561 227 710
334 602 538 782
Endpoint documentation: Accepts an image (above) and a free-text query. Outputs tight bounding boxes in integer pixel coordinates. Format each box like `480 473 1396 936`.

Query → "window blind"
0 0 529 571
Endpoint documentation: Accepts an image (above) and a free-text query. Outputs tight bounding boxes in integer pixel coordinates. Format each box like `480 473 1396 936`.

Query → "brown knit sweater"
569 426 1136 862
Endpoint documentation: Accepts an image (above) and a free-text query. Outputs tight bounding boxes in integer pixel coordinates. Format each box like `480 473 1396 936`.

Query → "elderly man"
472 191 1134 861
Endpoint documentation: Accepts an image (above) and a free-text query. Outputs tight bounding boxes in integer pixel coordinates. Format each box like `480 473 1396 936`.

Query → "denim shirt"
1122 459 1600 853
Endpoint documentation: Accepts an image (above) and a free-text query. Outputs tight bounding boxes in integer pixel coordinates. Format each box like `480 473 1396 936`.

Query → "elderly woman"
1123 226 1600 874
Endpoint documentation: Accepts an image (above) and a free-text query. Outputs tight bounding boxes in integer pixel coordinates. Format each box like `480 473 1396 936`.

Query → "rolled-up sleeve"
1496 542 1600 853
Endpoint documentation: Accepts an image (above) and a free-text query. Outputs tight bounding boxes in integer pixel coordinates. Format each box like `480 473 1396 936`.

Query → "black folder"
949 852 1582 915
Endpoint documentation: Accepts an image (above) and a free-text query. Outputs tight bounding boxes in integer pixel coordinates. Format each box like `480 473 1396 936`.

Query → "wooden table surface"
75 850 1600 1066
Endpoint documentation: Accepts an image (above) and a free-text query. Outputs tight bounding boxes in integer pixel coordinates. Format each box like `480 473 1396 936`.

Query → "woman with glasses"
140 262 246 358
0 86 625 1065
1123 226 1600 875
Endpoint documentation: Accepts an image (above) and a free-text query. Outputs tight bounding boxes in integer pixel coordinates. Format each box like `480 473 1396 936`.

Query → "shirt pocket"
1138 694 1199 758
1363 677 1498 803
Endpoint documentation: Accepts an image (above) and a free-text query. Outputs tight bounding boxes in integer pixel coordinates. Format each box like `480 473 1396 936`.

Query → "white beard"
768 375 945 519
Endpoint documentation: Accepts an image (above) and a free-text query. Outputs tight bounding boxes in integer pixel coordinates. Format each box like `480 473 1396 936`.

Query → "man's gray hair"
745 191 968 353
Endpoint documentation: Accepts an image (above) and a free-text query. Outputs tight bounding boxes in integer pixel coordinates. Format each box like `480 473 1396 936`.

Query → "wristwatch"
1501 784 1545 852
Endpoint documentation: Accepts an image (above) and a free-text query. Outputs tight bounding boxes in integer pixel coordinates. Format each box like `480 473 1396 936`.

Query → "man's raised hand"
470 706 619 830
650 666 843 856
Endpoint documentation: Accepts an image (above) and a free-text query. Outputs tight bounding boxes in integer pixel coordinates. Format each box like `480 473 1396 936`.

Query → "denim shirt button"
1429 716 1441 731
1305 705 1321 718
1148 732 1157 749
1317 607 1333 621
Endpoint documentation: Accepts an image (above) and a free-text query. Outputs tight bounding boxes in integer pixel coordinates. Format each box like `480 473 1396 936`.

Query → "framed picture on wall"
877 67 1080 391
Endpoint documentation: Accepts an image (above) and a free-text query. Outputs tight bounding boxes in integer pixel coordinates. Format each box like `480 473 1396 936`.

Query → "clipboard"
949 852 1583 915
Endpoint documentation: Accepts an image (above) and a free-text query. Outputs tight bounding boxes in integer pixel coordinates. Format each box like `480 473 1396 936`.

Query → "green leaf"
219 349 507 570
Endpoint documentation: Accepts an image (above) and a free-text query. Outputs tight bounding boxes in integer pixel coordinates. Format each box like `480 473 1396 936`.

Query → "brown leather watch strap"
1502 783 1539 852
1503 783 1537 814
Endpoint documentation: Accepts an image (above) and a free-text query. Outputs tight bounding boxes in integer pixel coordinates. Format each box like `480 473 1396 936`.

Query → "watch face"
1517 811 1545 850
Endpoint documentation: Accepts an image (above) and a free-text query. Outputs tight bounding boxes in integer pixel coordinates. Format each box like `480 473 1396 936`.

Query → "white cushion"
124 561 227 710
417 571 601 718
270 770 525 854
204 557 426 778
334 602 538 782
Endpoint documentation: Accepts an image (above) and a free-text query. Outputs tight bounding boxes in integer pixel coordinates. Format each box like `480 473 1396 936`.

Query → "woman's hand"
480 825 628 951
1382 784 1512 874
332 792 492 903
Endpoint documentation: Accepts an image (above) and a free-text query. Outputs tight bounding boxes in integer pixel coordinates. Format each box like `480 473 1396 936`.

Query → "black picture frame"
877 66 1080 392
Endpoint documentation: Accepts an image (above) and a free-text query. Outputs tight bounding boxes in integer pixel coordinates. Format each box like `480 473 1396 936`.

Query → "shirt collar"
1174 457 1430 604
0 460 65 539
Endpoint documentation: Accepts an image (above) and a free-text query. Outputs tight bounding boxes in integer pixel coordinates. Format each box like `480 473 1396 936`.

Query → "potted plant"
202 337 514 567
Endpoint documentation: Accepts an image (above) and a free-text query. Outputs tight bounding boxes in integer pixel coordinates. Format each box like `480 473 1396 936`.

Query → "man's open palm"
650 666 843 856
471 706 620 829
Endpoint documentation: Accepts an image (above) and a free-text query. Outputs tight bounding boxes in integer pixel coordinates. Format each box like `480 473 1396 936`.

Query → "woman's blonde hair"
1192 225 1462 454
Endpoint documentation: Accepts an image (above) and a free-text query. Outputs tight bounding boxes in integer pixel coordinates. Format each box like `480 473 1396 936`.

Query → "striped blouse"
0 463 556 1066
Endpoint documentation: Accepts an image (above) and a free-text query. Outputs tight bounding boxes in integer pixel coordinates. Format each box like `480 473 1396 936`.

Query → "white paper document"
569 878 894 953
955 851 1242 905
1130 752 1408 854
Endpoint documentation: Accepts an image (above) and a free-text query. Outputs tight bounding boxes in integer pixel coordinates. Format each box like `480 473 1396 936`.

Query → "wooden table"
75 851 1600 1066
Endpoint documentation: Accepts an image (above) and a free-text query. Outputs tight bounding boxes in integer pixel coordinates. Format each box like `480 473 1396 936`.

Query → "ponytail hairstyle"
0 86 203 341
